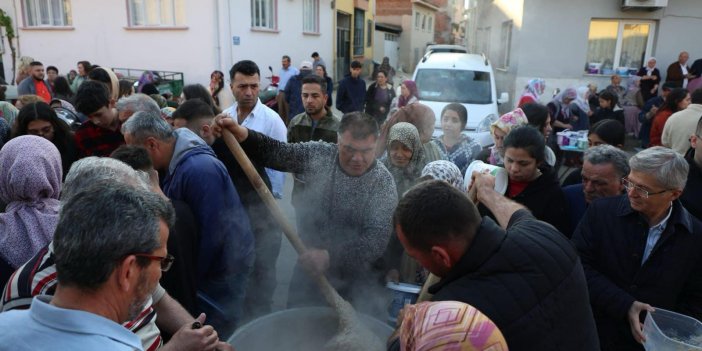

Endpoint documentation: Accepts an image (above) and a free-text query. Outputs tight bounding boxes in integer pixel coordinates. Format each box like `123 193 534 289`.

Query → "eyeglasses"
621 178 669 199
134 253 175 272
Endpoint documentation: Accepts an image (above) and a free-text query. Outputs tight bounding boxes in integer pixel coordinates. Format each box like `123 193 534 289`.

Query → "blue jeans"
197 259 253 337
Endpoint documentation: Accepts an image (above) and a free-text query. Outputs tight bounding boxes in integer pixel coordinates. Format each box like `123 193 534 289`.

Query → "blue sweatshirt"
161 129 254 281
336 74 366 114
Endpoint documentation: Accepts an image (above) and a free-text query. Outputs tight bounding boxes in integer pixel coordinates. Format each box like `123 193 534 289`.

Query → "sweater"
661 104 702 154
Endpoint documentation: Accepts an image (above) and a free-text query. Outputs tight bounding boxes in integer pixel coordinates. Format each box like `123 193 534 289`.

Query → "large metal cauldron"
228 307 394 350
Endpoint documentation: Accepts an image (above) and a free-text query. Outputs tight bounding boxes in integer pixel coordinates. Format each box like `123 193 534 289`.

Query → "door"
384 33 399 70
336 12 351 81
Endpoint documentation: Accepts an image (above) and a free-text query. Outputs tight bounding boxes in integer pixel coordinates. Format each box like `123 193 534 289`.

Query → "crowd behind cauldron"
0 50 701 351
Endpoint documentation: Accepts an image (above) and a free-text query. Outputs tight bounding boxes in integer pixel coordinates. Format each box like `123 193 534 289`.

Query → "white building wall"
0 0 333 87
470 0 702 109
224 0 334 80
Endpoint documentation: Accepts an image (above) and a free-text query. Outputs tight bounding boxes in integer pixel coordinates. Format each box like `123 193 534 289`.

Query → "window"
353 9 364 56
421 14 426 30
128 0 185 27
251 0 277 30
498 20 512 69
366 19 372 47
303 0 318 33
22 0 71 27
415 68 493 104
585 19 655 75
428 16 433 32
415 12 420 29
477 26 491 55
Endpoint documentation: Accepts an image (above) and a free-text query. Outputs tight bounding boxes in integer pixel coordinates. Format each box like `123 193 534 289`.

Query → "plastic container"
577 138 588 150
644 308 702 350
464 160 509 195
386 282 421 325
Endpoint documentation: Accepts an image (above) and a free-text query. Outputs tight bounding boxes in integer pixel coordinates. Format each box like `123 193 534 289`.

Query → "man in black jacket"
336 60 366 113
681 117 702 220
573 146 702 351
390 178 599 351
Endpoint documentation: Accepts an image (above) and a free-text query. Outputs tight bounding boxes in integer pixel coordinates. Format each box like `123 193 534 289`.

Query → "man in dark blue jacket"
284 61 313 121
573 146 702 351
122 111 254 335
336 60 366 113
390 178 600 351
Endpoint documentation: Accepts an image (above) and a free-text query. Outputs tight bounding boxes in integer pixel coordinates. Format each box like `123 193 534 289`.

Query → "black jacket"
572 195 702 351
428 210 600 351
335 74 366 113
681 149 702 220
506 166 571 236
364 82 395 123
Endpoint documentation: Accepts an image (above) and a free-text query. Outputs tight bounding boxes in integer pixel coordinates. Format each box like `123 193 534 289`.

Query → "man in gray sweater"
216 112 397 312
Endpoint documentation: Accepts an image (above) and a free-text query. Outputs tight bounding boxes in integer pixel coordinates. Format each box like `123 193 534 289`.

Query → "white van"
412 51 508 146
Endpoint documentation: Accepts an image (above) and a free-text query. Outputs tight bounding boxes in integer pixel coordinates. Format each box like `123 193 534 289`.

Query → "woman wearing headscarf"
517 78 545 107
431 103 482 174
380 123 427 285
621 76 644 136
376 56 396 83
637 57 661 102
476 108 528 166
0 136 62 287
547 88 578 133
687 58 702 93
389 301 508 351
376 102 444 163
390 80 419 115
383 122 427 197
570 86 592 131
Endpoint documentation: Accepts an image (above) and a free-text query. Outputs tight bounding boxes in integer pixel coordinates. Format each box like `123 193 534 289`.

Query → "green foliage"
0 9 14 40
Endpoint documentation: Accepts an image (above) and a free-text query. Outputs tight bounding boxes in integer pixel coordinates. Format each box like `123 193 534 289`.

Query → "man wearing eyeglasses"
0 183 221 351
573 146 702 351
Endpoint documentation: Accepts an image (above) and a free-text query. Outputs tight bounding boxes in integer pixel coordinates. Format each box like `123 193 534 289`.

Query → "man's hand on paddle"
299 248 330 277
212 114 249 142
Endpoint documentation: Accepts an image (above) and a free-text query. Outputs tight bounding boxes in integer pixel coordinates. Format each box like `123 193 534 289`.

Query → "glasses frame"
134 253 175 272
621 178 669 199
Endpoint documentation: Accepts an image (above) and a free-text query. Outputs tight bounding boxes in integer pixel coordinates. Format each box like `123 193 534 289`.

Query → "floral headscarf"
0 136 62 268
488 108 528 166
384 122 426 196
400 301 509 351
421 160 464 191
520 78 545 103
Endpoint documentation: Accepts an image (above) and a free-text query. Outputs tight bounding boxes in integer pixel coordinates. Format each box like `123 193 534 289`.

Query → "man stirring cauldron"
215 112 397 312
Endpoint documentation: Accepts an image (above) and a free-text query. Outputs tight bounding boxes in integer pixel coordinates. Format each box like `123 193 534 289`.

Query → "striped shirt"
1 243 164 351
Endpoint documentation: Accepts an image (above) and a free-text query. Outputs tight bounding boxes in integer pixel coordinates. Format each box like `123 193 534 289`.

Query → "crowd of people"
0 48 700 351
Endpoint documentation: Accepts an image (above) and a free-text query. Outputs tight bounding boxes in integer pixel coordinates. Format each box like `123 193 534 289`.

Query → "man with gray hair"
1 157 234 351
117 93 162 123
573 146 702 351
0 183 175 350
563 145 630 234
122 111 253 334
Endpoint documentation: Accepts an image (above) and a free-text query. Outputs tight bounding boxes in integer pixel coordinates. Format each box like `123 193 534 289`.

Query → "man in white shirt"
222 60 288 199
662 88 702 154
276 55 300 122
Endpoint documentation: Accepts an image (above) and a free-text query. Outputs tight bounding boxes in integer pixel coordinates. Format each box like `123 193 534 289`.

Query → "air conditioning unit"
622 0 668 10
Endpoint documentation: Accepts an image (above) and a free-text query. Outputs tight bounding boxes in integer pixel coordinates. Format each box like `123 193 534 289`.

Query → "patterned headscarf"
400 301 509 351
0 136 62 268
384 122 426 196
421 160 464 191
377 102 436 156
574 86 591 114
489 108 528 166
520 78 545 103
399 80 419 108
0 101 19 127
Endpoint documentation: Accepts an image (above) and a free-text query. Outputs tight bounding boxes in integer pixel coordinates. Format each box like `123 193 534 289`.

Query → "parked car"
424 44 468 55
412 51 508 146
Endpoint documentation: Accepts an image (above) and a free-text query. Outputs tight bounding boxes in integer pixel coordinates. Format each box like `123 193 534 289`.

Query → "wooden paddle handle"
220 129 340 305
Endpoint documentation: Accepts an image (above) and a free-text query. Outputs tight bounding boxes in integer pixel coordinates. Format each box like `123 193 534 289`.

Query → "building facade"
466 0 702 113
0 0 333 88
334 0 376 80
376 0 437 73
